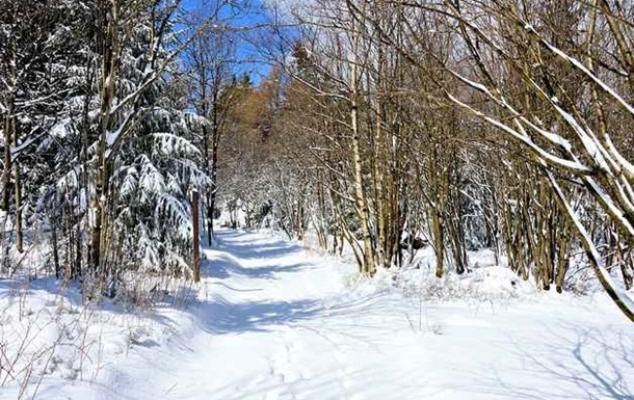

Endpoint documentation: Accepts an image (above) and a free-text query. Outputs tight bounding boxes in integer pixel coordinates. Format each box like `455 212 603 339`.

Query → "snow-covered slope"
2 229 633 399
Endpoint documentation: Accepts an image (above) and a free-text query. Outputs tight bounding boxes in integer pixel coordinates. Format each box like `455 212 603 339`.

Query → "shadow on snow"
186 229 323 334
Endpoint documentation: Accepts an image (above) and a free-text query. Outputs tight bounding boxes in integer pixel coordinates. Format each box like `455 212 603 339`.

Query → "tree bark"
350 60 375 276
11 112 22 252
192 190 201 283
1 110 11 212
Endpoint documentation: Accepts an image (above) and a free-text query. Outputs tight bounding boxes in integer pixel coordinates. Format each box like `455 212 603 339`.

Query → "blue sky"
181 0 273 84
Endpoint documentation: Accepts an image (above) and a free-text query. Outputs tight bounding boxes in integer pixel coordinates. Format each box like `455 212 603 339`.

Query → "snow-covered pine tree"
0 0 93 270
74 0 211 296
2 0 211 299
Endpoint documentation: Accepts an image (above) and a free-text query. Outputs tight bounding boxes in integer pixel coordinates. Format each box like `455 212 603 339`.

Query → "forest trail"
89 229 633 400
97 229 431 400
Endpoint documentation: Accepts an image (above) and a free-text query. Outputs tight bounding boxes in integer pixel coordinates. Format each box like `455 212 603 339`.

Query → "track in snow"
89 229 633 400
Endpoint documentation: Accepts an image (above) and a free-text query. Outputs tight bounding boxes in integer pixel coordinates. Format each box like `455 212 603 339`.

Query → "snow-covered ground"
2 229 633 399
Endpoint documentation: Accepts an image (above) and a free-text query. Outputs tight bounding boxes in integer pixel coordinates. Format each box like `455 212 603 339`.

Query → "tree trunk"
373 44 387 270
432 209 444 278
91 0 119 273
350 63 375 276
201 124 213 244
10 112 22 253
1 110 11 212
192 190 201 283
52 219 60 279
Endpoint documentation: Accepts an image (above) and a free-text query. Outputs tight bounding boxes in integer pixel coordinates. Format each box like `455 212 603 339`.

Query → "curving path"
89 229 634 400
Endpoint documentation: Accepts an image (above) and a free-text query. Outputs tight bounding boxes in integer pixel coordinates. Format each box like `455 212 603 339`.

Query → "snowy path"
97 229 430 400
36 229 634 399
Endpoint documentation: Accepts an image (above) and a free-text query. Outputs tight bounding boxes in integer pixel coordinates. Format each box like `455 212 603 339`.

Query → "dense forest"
2 0 632 317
